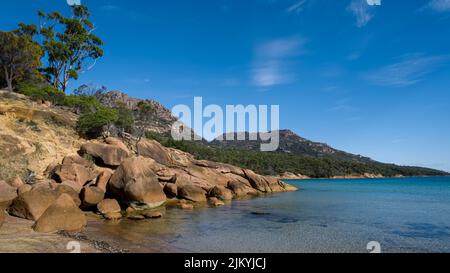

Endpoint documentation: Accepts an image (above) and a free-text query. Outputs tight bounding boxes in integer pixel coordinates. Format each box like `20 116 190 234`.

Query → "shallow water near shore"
83 177 450 253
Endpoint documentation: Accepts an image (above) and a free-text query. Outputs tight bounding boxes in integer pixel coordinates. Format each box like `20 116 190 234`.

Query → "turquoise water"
86 177 450 253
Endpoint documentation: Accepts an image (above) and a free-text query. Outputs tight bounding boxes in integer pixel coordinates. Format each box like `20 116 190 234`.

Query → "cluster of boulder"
1 137 297 233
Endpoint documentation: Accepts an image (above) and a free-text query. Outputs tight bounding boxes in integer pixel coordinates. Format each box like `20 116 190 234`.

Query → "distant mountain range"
210 130 374 164
97 91 449 178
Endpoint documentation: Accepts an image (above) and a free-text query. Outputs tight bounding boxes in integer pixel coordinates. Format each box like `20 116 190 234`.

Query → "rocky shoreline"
0 135 297 252
276 172 408 181
0 92 297 253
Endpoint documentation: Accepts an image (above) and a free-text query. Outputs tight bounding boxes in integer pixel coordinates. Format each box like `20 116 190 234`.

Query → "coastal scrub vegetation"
16 82 65 105
145 133 447 178
66 93 134 138
77 106 119 138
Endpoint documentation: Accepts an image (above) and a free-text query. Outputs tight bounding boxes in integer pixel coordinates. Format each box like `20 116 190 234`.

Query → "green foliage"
36 5 103 92
63 95 101 113
115 102 134 134
144 131 164 143
135 101 157 123
14 23 38 38
164 138 190 151
77 106 118 138
145 133 447 178
0 31 43 91
137 101 155 114
2 4 103 92
81 153 95 164
16 82 65 104
66 92 134 138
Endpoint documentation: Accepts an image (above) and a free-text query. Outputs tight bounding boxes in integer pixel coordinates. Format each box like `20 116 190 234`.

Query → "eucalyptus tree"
0 31 43 92
38 5 103 92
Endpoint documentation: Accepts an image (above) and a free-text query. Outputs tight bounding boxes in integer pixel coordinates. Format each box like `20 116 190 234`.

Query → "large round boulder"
227 181 258 197
178 185 207 203
33 194 87 233
105 137 131 156
163 183 178 198
80 186 105 208
17 184 32 196
53 163 95 193
9 183 81 221
9 177 25 189
80 143 129 167
109 157 167 209
97 199 122 220
209 186 234 201
156 169 177 183
137 139 171 165
97 199 121 215
62 155 93 168
0 181 17 210
244 169 298 193
96 170 113 192
243 170 273 193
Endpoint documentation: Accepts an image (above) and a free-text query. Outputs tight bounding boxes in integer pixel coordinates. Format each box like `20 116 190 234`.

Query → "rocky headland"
0 90 297 252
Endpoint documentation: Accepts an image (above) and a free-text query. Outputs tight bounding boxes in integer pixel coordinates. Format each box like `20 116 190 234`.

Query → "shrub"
63 95 102 113
115 102 134 133
77 106 118 138
67 95 135 138
145 131 164 143
16 82 65 105
137 101 155 114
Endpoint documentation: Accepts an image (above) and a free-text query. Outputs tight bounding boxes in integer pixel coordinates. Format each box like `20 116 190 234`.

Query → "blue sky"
2 0 450 171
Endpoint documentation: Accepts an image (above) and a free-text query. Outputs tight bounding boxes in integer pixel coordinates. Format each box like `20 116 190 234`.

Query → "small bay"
83 177 450 253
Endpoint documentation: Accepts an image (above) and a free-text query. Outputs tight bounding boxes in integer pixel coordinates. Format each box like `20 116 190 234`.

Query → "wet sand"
0 213 185 253
0 215 100 253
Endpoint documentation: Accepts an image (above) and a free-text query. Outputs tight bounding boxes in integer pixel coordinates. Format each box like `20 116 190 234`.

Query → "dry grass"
0 93 83 182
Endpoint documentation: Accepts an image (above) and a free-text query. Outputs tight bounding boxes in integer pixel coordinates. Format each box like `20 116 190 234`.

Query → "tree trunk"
62 78 68 93
53 68 60 91
4 67 13 92
62 69 69 93
53 77 59 90
6 79 13 92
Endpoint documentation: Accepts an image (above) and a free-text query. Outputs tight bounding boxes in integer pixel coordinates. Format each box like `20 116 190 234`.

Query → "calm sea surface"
85 177 450 253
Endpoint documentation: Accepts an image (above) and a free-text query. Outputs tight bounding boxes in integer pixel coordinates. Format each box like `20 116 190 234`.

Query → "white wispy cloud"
347 0 374 28
365 54 450 87
287 0 307 14
252 36 306 87
427 0 450 12
252 61 287 87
